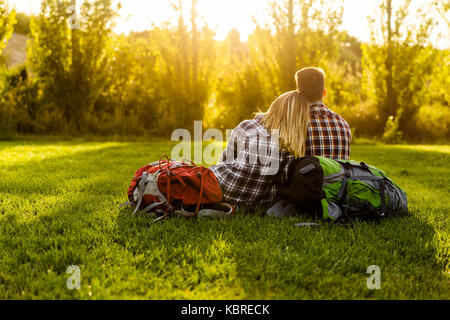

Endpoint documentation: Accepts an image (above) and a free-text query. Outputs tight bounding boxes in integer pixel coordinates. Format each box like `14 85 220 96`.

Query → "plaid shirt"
210 105 352 205
306 102 352 160
210 116 292 205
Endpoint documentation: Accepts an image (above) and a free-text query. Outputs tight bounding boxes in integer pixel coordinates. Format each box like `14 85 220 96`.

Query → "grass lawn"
0 139 448 299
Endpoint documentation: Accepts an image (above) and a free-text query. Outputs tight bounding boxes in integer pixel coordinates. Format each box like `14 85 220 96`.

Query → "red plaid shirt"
306 102 352 160
210 104 352 205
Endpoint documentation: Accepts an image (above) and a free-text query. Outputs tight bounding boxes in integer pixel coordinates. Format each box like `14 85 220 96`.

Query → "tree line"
0 0 448 142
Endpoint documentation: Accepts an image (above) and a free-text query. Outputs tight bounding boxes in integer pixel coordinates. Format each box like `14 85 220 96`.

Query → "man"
297 67 352 160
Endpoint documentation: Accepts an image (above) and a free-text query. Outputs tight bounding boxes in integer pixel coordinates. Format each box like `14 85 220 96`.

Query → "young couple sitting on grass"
209 67 352 214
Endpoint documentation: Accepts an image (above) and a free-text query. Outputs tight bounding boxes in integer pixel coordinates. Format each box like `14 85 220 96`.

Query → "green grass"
0 139 448 299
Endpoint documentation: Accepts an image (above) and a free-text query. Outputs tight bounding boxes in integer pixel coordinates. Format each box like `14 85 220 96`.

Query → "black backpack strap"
337 171 351 202
378 179 387 216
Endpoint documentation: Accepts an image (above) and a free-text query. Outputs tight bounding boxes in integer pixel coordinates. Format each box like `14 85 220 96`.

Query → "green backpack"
275 156 408 223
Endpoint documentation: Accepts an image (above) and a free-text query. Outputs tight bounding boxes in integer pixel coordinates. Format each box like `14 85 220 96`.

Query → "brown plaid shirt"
210 104 352 205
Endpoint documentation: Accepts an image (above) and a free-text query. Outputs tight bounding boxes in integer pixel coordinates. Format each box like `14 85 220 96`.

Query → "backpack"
123 156 234 221
273 156 408 223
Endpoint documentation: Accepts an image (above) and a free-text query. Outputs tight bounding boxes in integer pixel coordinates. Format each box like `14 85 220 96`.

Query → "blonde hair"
260 90 310 158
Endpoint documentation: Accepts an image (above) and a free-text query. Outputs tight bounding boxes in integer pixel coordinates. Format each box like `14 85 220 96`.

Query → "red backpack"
124 156 234 220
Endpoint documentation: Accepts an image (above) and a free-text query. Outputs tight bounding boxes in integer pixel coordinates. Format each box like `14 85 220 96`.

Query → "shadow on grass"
114 207 449 299
2 192 448 299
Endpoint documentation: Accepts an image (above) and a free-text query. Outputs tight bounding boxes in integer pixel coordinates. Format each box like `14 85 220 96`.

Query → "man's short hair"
295 67 325 102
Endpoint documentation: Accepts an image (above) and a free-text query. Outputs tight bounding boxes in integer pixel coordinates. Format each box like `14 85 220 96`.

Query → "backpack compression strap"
337 174 389 219
132 171 148 215
194 168 206 215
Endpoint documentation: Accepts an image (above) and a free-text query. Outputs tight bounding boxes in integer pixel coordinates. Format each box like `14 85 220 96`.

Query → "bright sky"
8 0 449 47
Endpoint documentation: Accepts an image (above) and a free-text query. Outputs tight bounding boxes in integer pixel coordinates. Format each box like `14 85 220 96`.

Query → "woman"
209 90 309 207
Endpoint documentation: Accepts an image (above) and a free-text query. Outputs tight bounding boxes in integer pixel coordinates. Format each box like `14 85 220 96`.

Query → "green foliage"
13 12 31 35
0 140 448 299
1 65 44 134
0 0 15 57
413 49 450 142
340 100 383 139
252 0 346 96
210 0 360 130
148 7 216 131
382 115 403 144
0 0 19 139
362 0 443 140
97 14 216 134
93 34 161 135
207 29 265 130
0 99 16 140
28 0 118 133
416 105 450 143
24 0 215 135
0 0 447 142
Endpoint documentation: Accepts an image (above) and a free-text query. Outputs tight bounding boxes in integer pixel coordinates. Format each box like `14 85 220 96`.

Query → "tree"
191 0 199 114
362 0 441 139
13 12 31 35
250 0 345 97
254 0 298 94
273 0 296 92
0 0 17 138
211 29 265 130
153 0 215 131
94 32 162 135
0 0 16 57
28 0 118 132
209 0 352 131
